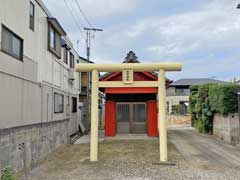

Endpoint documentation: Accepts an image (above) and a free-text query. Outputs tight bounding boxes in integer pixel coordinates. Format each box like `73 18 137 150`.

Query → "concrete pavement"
168 126 240 169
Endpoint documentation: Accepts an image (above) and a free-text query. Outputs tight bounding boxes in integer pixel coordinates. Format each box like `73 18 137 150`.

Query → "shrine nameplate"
122 69 133 84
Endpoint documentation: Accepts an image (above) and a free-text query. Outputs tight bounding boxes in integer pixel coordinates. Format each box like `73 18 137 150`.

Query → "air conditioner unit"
68 69 75 80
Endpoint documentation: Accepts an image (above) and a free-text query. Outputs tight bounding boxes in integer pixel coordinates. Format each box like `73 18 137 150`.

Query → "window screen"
48 24 61 58
63 48 68 64
49 26 55 49
70 52 74 68
54 93 64 113
2 25 23 60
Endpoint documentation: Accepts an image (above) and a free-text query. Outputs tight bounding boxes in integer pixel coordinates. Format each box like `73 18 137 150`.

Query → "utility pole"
83 27 103 133
84 27 103 60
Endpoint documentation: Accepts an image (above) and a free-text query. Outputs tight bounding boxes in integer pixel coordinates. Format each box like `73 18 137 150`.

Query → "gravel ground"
20 137 240 180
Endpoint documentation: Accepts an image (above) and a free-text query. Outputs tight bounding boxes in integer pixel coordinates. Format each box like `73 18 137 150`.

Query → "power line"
64 0 103 60
74 0 93 28
63 0 85 38
67 0 85 28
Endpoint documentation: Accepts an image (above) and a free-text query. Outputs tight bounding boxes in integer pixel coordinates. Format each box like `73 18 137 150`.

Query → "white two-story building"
0 0 83 172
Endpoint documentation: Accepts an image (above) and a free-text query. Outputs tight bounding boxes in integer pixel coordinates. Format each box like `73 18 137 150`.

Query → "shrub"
217 85 240 114
189 83 240 134
208 84 219 112
209 84 240 114
194 119 204 133
1 167 15 180
196 84 213 133
171 104 182 114
200 98 213 133
189 85 199 126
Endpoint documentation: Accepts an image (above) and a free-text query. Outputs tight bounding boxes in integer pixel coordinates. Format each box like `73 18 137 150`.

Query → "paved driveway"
168 127 240 169
21 127 240 180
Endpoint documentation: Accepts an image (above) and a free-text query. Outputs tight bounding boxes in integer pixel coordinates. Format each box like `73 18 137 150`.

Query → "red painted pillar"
147 100 158 137
104 101 116 136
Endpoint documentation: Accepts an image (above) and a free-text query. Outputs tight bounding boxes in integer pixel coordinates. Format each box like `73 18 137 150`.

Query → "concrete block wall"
0 119 69 173
213 113 240 145
167 115 191 126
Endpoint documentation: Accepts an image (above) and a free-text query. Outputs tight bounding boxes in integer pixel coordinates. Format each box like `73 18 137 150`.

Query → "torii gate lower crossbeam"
76 63 182 162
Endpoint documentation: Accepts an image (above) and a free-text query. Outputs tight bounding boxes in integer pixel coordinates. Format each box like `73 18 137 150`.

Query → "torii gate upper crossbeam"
76 63 181 72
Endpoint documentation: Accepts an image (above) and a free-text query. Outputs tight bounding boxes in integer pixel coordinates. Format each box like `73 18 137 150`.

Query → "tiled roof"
170 78 228 86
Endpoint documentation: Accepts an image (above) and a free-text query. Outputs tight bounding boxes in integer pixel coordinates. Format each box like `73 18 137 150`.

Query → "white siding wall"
0 0 80 134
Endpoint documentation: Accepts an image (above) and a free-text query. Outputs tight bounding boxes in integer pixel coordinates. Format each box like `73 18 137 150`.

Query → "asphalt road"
168 127 240 169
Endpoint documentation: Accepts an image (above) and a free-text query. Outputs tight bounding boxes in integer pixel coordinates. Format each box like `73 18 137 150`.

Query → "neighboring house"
78 56 105 133
79 56 94 133
237 80 240 85
166 78 228 115
0 0 82 172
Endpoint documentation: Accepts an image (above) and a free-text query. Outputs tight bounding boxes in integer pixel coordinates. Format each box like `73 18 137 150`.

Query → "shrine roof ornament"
123 51 139 63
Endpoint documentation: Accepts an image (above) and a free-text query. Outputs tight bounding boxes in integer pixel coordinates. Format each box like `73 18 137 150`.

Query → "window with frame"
1 25 23 61
29 1 35 31
72 97 77 113
49 26 55 49
63 48 68 64
70 52 74 68
175 88 190 95
48 24 61 58
67 96 69 106
54 93 64 113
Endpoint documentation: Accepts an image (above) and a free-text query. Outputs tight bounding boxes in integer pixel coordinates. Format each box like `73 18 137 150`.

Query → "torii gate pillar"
90 69 99 161
158 69 167 161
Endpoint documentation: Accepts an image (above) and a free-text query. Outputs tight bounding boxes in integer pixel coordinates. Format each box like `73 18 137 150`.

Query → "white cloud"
42 0 141 19
79 0 141 18
86 0 240 62
42 0 240 80
139 8 240 59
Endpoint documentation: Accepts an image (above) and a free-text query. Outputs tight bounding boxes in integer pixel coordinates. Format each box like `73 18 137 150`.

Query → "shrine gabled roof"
100 51 171 82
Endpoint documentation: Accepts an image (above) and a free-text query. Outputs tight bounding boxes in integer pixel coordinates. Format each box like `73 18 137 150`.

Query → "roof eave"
79 56 95 63
47 17 67 36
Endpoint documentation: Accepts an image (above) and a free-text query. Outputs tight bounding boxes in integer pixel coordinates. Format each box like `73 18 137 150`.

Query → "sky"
42 0 240 81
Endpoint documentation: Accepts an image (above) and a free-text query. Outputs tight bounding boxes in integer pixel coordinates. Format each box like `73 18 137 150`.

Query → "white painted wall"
0 0 81 134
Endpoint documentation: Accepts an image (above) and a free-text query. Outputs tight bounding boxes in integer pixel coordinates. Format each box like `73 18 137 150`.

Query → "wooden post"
158 69 167 162
90 69 99 161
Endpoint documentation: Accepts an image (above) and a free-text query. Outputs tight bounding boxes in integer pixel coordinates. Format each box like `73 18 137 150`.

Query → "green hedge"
189 85 199 126
209 84 240 114
196 84 213 133
189 83 240 133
